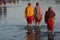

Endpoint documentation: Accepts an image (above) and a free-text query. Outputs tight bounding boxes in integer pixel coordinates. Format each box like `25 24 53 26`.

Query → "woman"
45 6 56 35
34 2 43 27
24 3 34 31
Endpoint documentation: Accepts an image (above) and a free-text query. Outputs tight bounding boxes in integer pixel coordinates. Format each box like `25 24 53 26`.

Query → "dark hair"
48 6 53 11
28 3 31 6
36 2 39 6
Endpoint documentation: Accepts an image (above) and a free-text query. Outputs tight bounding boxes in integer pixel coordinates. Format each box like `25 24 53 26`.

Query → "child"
45 6 56 35
34 2 43 27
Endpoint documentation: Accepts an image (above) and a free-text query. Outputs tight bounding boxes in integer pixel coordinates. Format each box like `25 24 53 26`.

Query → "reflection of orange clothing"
27 32 35 40
25 5 34 18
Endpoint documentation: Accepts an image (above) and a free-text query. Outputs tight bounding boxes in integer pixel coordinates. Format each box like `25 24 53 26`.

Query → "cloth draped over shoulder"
25 5 34 18
34 6 43 19
45 10 55 23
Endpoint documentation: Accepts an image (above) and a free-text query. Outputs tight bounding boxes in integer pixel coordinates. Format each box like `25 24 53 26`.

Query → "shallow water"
0 0 60 40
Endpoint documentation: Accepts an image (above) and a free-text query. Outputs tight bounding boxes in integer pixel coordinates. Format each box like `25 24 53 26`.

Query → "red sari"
45 10 55 30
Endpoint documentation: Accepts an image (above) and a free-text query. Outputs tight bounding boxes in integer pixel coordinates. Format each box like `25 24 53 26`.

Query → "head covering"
36 2 40 6
28 3 31 6
48 6 53 11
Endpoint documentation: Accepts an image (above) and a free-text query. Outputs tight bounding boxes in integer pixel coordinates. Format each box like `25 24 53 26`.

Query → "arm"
39 8 43 20
53 11 56 19
45 11 47 23
24 7 27 18
52 11 56 19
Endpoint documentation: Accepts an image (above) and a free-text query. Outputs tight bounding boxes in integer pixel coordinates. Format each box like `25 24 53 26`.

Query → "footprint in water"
12 36 18 38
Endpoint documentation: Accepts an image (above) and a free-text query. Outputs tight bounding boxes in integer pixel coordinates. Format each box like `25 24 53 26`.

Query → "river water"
0 0 60 40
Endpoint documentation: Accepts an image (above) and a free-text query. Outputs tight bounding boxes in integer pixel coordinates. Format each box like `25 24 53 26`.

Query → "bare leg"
28 23 32 32
48 30 50 34
29 23 32 27
27 22 29 27
35 22 37 27
38 22 40 27
35 22 39 27
35 22 40 31
27 22 32 27
52 30 54 35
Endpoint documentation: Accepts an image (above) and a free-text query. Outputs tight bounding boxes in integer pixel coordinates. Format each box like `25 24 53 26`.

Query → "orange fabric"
25 5 34 18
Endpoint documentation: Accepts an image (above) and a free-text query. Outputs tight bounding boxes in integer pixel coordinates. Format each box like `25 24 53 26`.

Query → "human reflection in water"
26 28 35 40
0 15 2 24
0 6 7 23
17 0 20 4
0 5 2 20
48 33 54 40
0 6 2 15
0 7 2 24
0 13 2 20
13 0 16 4
3 6 7 17
35 27 42 40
